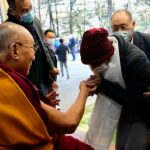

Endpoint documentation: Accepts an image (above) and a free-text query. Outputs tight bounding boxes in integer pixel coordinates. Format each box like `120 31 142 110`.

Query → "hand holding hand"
79 80 97 96
86 75 102 87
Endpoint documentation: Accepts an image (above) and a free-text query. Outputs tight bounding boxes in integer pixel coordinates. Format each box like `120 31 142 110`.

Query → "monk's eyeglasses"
15 42 38 52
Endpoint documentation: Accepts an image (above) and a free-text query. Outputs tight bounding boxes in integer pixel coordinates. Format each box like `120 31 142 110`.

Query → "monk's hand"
79 80 96 96
86 75 102 93
86 75 103 96
46 91 60 108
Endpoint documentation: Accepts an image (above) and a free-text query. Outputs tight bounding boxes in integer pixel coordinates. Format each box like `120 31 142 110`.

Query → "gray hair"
112 9 133 21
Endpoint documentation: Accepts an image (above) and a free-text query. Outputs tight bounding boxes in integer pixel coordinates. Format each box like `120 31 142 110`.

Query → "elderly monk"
0 22 94 150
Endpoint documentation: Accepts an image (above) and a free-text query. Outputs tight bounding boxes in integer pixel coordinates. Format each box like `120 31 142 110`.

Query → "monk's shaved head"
0 22 33 52
0 22 35 75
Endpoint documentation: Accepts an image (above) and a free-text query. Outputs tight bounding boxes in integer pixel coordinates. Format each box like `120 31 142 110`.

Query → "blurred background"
0 0 150 39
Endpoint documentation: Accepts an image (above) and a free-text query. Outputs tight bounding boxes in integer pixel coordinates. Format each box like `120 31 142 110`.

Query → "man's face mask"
10 8 34 24
113 30 133 42
91 63 109 77
20 11 34 24
47 39 55 45
47 39 55 49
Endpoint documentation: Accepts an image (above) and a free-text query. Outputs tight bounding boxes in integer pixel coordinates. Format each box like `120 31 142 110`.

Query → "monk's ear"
9 43 20 60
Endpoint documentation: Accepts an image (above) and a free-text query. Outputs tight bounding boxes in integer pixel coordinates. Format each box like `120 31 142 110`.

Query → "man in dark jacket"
69 36 76 61
56 39 70 79
111 9 150 149
111 9 150 59
44 29 59 91
80 28 150 150
6 0 59 95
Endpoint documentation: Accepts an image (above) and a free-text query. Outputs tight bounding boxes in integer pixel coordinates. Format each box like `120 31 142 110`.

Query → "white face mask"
113 30 133 42
91 63 109 77
47 39 55 45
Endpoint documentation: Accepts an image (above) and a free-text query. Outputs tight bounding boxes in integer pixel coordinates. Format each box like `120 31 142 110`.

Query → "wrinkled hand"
50 67 60 75
86 75 102 87
143 87 150 99
86 75 102 96
79 80 97 96
46 91 60 108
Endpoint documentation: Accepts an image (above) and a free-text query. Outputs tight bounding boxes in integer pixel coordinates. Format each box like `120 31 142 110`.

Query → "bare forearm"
41 89 88 134
40 80 95 134
66 90 88 128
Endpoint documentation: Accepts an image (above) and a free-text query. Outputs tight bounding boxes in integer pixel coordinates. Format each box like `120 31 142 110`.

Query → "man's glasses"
15 42 38 52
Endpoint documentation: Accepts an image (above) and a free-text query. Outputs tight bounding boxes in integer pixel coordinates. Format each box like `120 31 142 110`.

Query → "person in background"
54 36 60 51
69 35 76 61
56 39 70 79
0 22 96 150
44 29 59 91
80 28 150 150
44 29 55 49
111 9 150 59
6 0 59 95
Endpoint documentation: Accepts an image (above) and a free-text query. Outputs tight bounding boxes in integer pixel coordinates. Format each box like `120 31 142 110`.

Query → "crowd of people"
0 0 150 150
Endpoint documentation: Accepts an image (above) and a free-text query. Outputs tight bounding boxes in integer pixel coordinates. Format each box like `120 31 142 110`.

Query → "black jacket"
99 35 150 127
56 44 69 62
133 31 150 60
44 42 57 82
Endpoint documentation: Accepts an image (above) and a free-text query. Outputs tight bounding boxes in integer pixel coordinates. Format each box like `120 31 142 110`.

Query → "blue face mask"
113 31 133 42
20 11 34 24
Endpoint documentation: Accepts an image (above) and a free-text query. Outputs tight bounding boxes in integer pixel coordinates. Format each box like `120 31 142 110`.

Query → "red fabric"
0 61 94 149
54 135 94 150
0 61 51 126
80 28 114 66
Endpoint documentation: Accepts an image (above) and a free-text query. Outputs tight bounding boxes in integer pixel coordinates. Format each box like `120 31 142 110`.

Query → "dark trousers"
70 47 76 60
59 61 69 77
116 110 150 150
